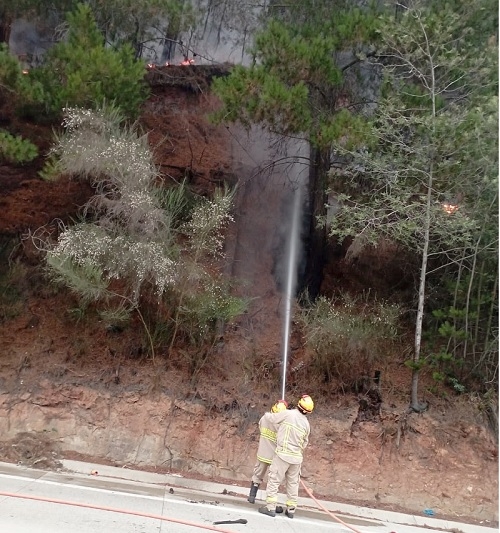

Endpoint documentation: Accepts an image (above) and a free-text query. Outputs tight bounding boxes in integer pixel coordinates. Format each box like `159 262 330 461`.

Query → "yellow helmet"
271 400 288 413
297 394 314 414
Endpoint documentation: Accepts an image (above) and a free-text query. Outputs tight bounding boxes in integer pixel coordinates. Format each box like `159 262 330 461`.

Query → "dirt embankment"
0 286 497 526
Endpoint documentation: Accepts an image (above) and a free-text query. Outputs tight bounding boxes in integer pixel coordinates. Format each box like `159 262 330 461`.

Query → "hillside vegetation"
0 0 497 524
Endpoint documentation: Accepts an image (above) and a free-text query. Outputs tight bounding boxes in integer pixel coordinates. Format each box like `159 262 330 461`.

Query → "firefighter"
258 394 314 519
247 399 289 504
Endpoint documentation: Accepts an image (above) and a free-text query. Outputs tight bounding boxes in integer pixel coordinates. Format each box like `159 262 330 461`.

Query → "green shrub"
0 44 51 122
0 43 24 90
176 279 247 346
38 155 63 181
156 178 195 228
98 302 132 328
13 4 148 121
0 130 38 164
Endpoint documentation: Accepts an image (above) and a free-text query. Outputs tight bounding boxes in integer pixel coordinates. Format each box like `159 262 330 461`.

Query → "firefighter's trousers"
265 454 301 511
251 459 270 485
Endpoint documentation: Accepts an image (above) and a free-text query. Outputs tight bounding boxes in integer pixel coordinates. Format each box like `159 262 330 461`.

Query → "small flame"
442 203 459 214
22 69 29 75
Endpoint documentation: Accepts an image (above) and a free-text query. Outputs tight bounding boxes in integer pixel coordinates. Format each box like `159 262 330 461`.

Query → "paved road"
0 461 494 533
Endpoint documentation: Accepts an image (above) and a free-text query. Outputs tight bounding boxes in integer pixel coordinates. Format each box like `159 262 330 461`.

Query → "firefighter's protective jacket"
268 409 310 464
256 411 281 464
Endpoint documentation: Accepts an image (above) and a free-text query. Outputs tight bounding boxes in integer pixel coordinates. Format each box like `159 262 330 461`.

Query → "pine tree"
212 1 377 296
25 3 149 119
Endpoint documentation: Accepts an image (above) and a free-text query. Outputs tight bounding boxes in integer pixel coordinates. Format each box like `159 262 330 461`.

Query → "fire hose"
0 491 239 533
300 479 365 533
3 483 374 532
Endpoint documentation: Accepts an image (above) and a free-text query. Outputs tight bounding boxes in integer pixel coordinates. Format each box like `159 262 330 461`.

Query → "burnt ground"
0 68 498 526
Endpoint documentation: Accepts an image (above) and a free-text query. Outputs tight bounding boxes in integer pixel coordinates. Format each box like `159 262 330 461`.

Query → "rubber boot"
247 482 259 504
285 506 295 519
258 505 276 517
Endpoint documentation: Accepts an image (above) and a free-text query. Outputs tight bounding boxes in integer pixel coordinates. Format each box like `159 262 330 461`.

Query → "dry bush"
298 294 401 393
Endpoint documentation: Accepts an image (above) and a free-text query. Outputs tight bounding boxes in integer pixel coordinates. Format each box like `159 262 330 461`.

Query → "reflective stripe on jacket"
268 409 310 465
256 411 280 464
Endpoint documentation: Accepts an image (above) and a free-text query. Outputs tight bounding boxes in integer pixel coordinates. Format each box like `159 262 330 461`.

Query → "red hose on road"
0 491 238 533
300 479 365 533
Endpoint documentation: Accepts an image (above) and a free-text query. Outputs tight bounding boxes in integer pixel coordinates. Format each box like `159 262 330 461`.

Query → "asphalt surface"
0 460 495 533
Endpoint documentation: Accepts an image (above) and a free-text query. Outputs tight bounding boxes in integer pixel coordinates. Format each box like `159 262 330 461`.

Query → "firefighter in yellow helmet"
258 394 314 519
247 399 289 504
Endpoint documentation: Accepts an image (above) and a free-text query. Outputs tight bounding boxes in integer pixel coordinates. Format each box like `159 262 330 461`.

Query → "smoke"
189 25 252 66
9 19 51 65
184 0 260 66
10 3 259 68
157 24 252 66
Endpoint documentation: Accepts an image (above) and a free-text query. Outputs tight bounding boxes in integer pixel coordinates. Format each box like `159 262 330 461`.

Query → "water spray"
280 185 303 400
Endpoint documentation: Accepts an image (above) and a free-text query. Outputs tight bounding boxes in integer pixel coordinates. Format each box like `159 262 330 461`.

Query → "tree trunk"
411 14 436 412
161 20 181 63
301 144 328 299
0 14 12 46
410 167 431 412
